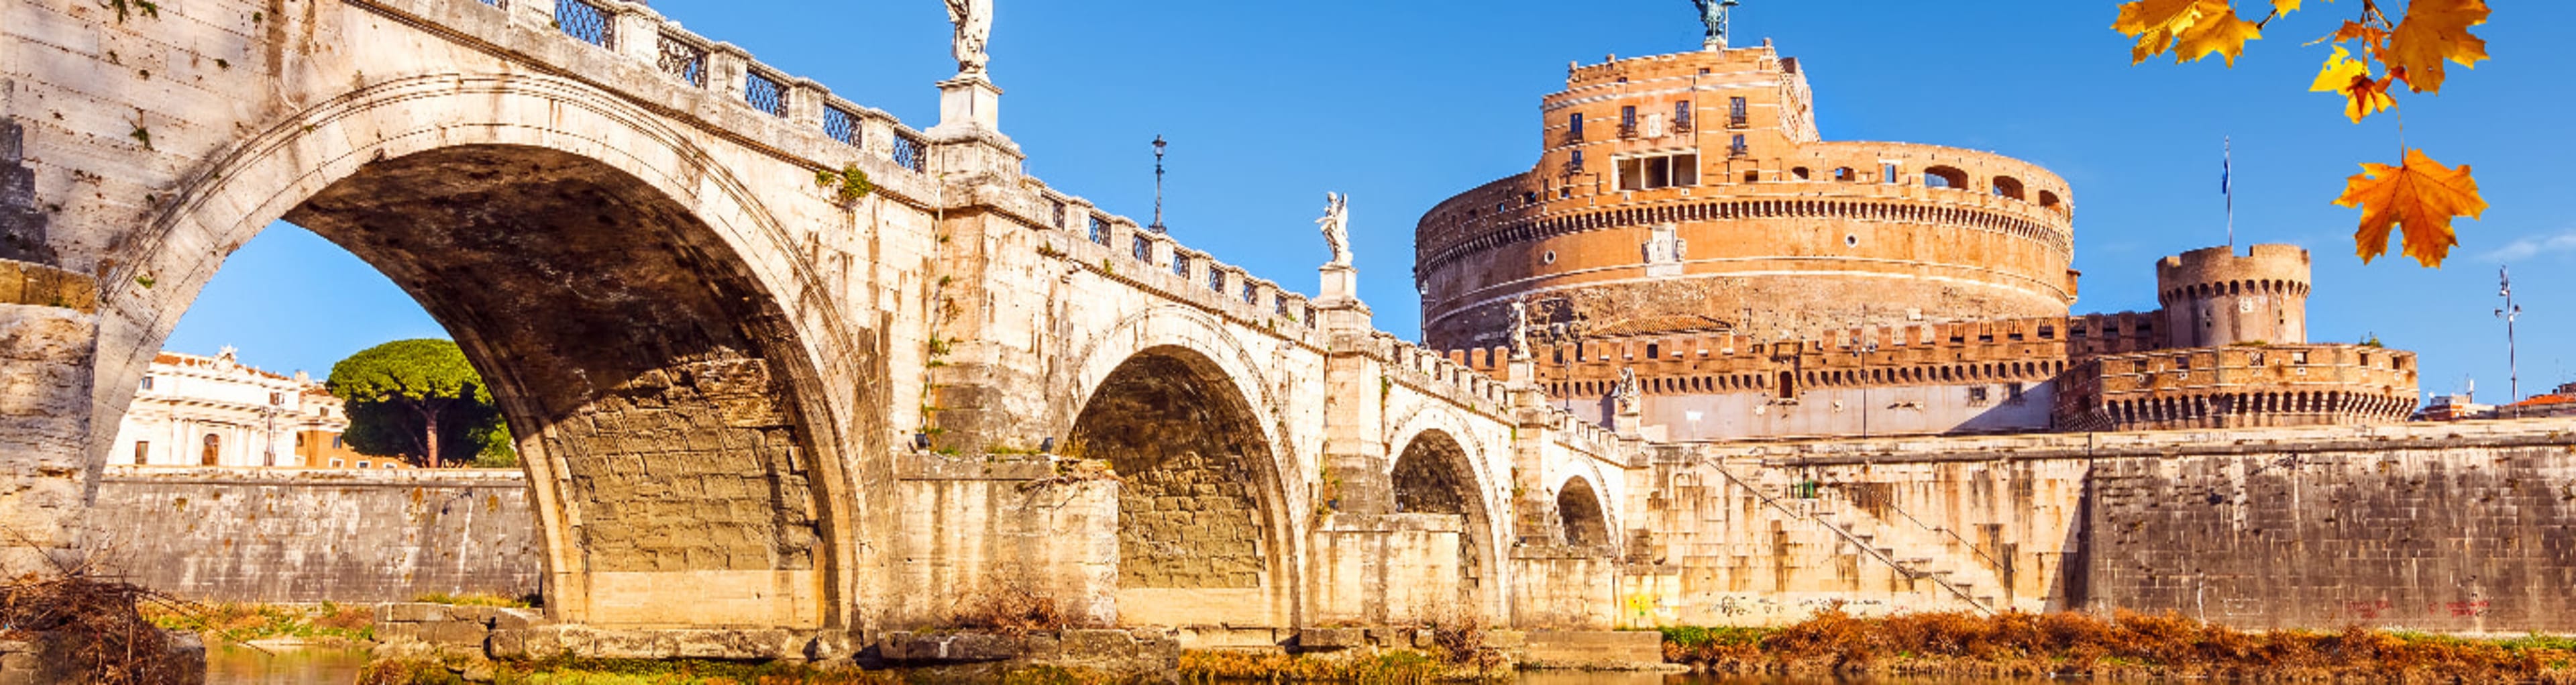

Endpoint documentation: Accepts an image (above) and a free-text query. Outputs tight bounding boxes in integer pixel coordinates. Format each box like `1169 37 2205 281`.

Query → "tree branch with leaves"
2113 0 2490 266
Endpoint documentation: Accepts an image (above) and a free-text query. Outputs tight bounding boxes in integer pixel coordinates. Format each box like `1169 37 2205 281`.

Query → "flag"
2221 137 2232 196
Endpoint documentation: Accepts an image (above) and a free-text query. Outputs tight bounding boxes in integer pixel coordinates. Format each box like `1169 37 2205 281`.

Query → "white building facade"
114 348 359 468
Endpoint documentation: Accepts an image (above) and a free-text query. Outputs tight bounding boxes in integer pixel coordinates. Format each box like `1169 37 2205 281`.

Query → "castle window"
2006 382 2026 405
1674 100 1693 131
1568 113 1585 140
1729 135 1748 157
1792 167 1811 180
1833 167 1856 182
140 376 155 390
133 441 149 464
1617 153 1700 191
1743 170 1759 183
331 458 345 468
333 436 344 450
1993 176 2028 201
1568 150 1585 172
1620 106 1639 138
1923 166 1969 189
1646 344 1661 358
1882 164 1901 185
1776 371 1796 399
1968 386 1990 406
1729 97 1748 127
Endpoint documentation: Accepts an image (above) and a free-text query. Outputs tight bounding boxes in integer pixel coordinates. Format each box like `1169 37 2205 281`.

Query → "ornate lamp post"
1151 136 1168 234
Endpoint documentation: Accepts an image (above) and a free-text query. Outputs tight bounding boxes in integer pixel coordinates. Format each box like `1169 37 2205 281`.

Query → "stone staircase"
1801 490 2008 612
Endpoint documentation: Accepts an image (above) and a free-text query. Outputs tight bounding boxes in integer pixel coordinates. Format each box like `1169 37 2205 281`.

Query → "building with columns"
112 348 366 468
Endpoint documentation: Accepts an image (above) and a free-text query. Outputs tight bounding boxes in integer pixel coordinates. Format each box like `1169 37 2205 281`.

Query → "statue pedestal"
1316 264 1360 305
934 73 1002 134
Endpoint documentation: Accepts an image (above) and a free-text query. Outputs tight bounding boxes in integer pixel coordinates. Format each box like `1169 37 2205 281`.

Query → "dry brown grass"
1662 607 2576 683
949 574 1081 635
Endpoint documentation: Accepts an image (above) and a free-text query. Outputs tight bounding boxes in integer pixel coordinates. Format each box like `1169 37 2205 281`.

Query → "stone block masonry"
2088 435 2576 633
82 466 539 603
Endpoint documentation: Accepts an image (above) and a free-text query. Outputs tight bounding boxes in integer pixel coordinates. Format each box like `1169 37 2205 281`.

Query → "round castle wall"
2155 244 2311 348
1415 48 2076 350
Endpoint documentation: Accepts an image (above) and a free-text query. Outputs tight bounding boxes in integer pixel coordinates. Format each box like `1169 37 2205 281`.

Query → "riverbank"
1661 609 2576 684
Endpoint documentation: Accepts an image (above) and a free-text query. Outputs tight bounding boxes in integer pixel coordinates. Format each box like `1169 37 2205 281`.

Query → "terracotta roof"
2508 394 2576 408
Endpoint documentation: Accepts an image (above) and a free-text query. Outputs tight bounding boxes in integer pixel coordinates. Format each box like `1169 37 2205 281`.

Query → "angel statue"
1318 193 1352 268
1690 0 1741 50
944 0 994 76
1508 300 1532 357
1615 367 1642 413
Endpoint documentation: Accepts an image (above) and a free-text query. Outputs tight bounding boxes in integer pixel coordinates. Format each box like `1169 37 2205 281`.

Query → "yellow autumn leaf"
2114 0 2257 64
2383 0 2490 93
2174 5 2264 66
2273 0 2301 15
2308 46 2398 122
2336 148 2486 267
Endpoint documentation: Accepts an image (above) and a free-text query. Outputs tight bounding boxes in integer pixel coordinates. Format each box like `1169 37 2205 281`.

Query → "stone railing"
1381 335 1509 417
482 0 930 174
1031 188 1319 342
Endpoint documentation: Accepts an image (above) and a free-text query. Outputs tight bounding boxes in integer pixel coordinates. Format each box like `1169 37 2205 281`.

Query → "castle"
1413 42 2418 441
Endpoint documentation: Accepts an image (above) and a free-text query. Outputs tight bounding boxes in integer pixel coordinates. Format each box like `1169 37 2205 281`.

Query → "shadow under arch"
1069 344 1296 628
1556 476 1610 548
88 74 878 629
1389 429 1501 618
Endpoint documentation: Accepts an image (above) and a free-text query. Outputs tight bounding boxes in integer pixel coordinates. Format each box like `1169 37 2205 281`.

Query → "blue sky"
171 1 2576 403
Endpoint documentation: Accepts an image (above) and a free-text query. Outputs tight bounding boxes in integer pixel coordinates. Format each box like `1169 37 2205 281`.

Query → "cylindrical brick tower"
1413 45 2080 351
2155 244 2312 348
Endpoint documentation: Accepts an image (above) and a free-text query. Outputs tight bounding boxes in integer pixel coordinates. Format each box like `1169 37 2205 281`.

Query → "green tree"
327 339 508 468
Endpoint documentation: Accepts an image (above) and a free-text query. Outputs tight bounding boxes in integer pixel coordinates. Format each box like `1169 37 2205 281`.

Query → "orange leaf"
2114 0 2260 65
2383 0 2490 93
2308 46 2398 122
2336 148 2487 267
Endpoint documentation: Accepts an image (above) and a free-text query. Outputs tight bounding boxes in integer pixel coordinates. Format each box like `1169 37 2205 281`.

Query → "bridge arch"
1556 475 1611 548
90 73 875 629
1068 343 1298 627
1388 427 1503 617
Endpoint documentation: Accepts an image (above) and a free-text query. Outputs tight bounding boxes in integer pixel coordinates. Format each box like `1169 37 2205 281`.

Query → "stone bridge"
0 0 1635 634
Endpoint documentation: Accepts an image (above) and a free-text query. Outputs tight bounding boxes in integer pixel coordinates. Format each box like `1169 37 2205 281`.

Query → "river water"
205 645 1830 684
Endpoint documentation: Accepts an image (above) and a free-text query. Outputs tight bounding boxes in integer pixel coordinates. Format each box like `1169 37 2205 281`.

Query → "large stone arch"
1067 343 1299 627
1063 305 1290 458
1387 427 1503 618
87 73 875 629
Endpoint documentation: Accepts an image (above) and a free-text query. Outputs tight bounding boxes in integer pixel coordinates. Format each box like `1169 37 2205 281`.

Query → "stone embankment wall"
82 466 540 602
1625 419 2576 633
2088 421 2576 633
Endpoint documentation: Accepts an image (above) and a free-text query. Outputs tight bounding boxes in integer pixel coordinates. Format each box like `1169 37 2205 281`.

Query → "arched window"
2039 190 2065 213
1992 176 2027 201
1791 166 1812 180
1833 167 1856 182
1923 166 1969 190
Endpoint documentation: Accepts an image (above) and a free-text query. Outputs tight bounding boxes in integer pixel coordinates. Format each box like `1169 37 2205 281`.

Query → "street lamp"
1150 135 1168 234
2497 266 2522 403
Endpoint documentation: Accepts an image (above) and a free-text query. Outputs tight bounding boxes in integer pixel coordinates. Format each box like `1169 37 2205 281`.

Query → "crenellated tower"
2155 244 2312 349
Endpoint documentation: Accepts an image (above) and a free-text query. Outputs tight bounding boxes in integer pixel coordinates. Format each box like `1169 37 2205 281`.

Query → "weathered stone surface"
89 468 538 603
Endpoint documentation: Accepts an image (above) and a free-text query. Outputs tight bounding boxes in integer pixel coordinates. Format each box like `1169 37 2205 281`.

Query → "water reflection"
205 645 370 685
